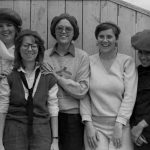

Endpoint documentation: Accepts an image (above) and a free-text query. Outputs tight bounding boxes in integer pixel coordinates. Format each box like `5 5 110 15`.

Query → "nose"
28 45 32 51
103 37 108 42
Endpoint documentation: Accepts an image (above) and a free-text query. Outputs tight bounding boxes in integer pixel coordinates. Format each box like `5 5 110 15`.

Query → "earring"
115 42 118 47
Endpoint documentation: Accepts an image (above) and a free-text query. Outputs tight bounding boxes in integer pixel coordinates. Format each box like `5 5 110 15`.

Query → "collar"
50 42 75 57
17 63 40 74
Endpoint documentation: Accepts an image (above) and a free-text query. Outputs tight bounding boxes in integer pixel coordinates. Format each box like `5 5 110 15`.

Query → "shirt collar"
17 63 40 74
50 42 75 57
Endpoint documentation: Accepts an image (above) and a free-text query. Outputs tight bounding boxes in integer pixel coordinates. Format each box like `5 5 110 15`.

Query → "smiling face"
97 29 117 54
55 19 74 45
0 21 16 47
20 35 39 64
138 50 150 67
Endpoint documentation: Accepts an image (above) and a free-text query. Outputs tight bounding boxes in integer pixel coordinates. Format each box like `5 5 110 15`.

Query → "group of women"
0 7 149 150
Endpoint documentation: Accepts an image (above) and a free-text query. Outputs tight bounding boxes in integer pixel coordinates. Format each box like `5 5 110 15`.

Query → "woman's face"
0 22 16 47
55 19 74 45
138 50 150 67
20 36 39 64
97 29 117 54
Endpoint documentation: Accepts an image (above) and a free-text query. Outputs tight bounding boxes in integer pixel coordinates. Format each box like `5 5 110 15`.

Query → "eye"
98 35 104 39
107 35 113 39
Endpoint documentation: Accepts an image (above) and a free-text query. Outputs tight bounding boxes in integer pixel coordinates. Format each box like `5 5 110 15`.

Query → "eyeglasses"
138 50 150 56
56 26 73 33
22 44 38 50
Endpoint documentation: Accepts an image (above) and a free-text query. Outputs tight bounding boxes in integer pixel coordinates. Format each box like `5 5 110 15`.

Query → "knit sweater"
44 43 90 111
80 53 138 126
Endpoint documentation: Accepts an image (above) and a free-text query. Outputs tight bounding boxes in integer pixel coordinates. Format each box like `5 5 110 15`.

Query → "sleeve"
0 78 10 113
80 92 92 122
57 53 90 99
116 57 138 125
48 83 59 117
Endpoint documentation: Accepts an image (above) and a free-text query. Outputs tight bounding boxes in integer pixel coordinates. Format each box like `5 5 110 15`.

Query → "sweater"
81 53 138 126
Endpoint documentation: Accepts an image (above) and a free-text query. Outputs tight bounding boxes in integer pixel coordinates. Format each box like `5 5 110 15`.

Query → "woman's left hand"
112 122 123 149
50 139 59 150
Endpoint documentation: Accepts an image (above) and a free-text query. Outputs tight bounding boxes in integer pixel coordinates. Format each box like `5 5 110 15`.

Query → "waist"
60 108 79 114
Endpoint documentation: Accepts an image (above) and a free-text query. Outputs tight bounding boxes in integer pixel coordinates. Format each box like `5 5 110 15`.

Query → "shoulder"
75 47 89 58
89 53 99 64
117 53 135 65
44 48 53 58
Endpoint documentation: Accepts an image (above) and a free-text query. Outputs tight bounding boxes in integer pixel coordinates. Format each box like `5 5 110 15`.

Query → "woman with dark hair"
0 8 22 79
80 22 138 150
0 29 59 150
44 13 90 150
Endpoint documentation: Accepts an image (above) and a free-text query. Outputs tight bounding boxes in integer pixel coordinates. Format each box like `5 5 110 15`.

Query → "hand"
40 63 54 75
50 139 59 150
131 120 148 145
112 122 123 149
85 121 99 149
0 143 5 150
131 120 148 143
135 135 148 146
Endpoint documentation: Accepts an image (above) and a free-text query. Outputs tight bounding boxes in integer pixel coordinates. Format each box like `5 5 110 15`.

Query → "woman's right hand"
84 121 99 149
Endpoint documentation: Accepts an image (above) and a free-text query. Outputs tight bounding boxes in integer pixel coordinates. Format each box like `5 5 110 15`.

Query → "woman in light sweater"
80 22 138 150
0 8 22 79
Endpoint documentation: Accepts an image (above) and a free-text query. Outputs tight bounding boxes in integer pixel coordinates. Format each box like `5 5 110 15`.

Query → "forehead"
98 29 114 35
22 35 36 43
56 19 73 27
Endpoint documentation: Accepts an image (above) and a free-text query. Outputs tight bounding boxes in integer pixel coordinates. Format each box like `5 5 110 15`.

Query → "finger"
135 138 143 146
140 135 148 144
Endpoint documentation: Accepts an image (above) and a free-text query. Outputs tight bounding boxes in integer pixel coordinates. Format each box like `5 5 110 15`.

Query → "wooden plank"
47 0 65 49
66 0 82 49
100 0 117 23
31 0 48 48
0 0 13 8
82 0 100 55
109 0 150 16
14 0 30 29
118 5 136 58
135 13 150 66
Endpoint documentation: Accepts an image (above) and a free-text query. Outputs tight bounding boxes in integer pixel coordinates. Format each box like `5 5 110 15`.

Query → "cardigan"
81 53 138 126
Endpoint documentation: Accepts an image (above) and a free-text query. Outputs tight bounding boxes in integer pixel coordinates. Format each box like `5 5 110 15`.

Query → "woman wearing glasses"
44 13 90 150
0 8 22 80
0 29 59 150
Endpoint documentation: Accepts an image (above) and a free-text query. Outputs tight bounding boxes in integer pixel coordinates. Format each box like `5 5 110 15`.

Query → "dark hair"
95 22 121 40
0 8 22 33
50 13 79 41
14 29 45 70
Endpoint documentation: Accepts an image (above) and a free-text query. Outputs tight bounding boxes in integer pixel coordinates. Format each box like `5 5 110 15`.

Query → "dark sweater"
130 65 150 141
6 70 57 124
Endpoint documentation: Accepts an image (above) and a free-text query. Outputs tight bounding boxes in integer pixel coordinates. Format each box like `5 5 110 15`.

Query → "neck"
23 61 36 73
57 42 71 56
99 48 117 60
5 41 14 49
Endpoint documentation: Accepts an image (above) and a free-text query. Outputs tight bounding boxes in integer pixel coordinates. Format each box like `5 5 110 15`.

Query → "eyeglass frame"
55 25 74 34
21 43 38 50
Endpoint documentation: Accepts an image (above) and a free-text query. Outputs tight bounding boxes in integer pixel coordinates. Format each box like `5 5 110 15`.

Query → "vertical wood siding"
1 0 150 64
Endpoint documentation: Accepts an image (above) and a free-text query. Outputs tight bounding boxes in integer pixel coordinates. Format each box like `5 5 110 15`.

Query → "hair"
95 22 121 40
50 13 79 41
14 35 45 70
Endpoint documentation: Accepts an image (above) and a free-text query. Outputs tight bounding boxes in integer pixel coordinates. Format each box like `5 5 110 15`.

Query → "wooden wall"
1 0 150 64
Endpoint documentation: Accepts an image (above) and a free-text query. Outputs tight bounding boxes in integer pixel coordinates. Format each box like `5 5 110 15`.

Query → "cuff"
116 116 128 126
81 114 92 122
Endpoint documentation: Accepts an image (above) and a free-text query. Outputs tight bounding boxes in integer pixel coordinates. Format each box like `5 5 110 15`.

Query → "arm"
112 57 138 148
0 78 10 149
116 57 138 125
80 93 99 149
54 53 90 99
47 84 59 150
